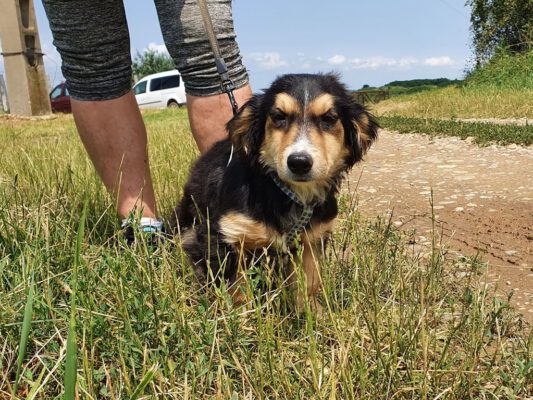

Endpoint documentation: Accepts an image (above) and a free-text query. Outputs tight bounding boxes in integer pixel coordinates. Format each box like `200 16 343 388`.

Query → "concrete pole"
0 0 51 116
0 74 9 112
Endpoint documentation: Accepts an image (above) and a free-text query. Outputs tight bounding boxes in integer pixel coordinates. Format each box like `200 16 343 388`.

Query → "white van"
133 70 186 109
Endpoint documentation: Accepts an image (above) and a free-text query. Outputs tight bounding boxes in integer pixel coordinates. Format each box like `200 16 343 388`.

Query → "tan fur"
229 271 249 306
259 115 298 176
261 121 335 204
228 106 253 154
306 219 335 243
354 112 372 153
287 220 334 314
180 228 196 248
307 93 335 117
219 212 283 249
274 92 301 115
259 92 351 204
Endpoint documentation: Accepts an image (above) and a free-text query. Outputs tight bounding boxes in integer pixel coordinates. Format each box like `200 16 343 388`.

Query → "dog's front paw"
295 294 324 317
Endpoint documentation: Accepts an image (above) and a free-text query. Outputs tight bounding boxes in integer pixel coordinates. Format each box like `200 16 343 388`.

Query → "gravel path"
349 130 533 322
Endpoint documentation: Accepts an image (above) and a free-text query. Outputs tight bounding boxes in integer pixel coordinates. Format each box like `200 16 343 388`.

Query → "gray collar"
270 173 315 246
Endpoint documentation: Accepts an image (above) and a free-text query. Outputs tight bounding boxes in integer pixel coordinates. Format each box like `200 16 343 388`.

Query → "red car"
49 82 71 112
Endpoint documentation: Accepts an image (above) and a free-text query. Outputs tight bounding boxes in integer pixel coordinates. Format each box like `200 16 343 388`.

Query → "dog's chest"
279 203 306 234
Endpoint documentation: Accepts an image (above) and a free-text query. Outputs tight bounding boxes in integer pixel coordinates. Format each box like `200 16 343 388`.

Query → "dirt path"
348 130 533 322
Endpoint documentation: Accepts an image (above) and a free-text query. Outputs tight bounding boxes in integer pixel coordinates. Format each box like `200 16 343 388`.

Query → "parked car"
49 82 71 113
133 70 186 109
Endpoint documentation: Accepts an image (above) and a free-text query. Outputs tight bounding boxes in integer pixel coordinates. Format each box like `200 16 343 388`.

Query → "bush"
132 49 176 81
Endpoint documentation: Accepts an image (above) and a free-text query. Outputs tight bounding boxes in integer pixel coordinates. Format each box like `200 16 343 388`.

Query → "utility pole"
0 0 51 116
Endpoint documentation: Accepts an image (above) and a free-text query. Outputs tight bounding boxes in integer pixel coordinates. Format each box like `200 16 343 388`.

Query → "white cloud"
397 57 418 67
423 56 454 66
248 52 288 70
322 55 418 70
146 42 169 55
348 56 399 69
327 54 347 65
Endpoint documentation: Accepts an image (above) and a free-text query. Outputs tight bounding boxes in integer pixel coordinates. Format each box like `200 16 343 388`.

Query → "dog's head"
227 74 379 201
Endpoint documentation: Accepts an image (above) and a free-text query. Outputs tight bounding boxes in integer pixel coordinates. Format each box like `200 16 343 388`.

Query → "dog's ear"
226 95 264 156
353 106 379 154
344 102 379 166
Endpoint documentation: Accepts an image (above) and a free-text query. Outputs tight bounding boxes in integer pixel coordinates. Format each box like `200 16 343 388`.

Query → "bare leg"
71 91 157 219
187 84 252 153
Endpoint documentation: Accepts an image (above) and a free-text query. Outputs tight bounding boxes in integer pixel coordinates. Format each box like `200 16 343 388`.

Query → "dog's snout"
287 152 313 175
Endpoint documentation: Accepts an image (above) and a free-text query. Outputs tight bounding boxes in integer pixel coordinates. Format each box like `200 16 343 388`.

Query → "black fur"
169 74 379 284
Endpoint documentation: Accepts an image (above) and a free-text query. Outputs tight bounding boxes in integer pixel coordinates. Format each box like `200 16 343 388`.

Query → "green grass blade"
130 364 158 400
63 200 88 400
12 274 35 398
26 364 47 400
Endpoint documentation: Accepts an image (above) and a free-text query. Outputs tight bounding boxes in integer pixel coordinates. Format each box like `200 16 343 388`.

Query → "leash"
196 0 239 116
270 173 315 246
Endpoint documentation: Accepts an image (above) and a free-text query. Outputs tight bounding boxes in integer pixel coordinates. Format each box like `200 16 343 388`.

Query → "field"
0 110 531 399
374 52 533 120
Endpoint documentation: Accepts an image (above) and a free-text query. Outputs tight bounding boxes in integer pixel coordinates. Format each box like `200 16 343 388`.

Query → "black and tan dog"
170 73 378 311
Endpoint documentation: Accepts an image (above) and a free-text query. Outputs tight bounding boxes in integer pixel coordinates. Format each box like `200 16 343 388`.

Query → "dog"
169 73 378 312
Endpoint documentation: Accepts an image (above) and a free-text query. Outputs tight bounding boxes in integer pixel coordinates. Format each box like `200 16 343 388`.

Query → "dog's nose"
287 152 313 175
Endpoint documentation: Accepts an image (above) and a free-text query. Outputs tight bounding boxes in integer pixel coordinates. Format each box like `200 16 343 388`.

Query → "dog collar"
270 173 315 246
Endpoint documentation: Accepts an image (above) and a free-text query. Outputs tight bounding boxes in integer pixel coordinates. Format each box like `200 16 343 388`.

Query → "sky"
1 0 473 91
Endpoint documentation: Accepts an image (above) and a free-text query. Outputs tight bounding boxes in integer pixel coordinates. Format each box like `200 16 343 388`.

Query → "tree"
132 49 175 81
466 0 533 67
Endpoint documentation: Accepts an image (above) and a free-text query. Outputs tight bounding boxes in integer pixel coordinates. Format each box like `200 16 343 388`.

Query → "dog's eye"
270 110 288 127
319 113 339 130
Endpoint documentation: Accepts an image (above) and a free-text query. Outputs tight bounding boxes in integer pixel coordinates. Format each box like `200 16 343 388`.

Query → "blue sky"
1 0 473 91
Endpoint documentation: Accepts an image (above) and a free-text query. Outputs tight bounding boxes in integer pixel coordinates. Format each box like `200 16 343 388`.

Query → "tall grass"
0 110 531 398
380 116 533 146
63 200 88 400
374 52 533 119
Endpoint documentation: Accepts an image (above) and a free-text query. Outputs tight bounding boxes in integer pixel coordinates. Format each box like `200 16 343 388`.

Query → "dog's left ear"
226 95 264 157
344 103 379 165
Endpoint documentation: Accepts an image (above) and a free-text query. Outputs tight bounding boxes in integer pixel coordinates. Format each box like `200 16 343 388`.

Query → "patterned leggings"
41 0 249 100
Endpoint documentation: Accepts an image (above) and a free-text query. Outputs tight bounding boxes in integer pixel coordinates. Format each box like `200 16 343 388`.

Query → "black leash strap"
196 0 239 116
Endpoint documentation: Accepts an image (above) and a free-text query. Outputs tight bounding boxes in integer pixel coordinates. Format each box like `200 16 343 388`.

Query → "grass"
380 116 533 146
374 52 533 119
0 110 532 398
357 78 463 97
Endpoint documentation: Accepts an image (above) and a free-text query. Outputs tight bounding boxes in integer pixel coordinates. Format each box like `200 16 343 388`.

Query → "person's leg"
42 0 158 220
155 0 252 153
186 85 252 153
71 93 157 219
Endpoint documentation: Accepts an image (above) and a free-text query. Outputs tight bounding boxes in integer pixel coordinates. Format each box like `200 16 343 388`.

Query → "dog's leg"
291 233 324 316
228 240 250 306
228 271 248 305
219 212 284 305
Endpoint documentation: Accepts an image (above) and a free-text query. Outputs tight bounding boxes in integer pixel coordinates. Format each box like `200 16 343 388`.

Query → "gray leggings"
41 0 249 100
